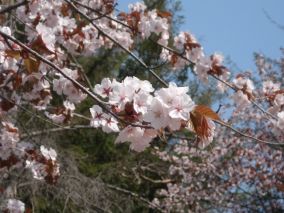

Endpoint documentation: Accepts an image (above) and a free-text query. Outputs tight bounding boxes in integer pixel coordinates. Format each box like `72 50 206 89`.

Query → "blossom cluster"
15 0 171 58
1 199 25 213
0 26 53 111
45 101 75 124
0 0 174 117
53 68 87 103
232 74 255 109
0 122 59 181
126 2 170 45
90 77 198 151
160 32 230 92
261 79 284 136
0 122 59 210
229 54 284 142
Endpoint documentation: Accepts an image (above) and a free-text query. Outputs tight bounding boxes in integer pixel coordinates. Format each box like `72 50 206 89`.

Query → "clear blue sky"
118 0 284 71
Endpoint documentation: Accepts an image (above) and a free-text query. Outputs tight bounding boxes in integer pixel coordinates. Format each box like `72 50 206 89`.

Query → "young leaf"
194 105 221 121
24 57 40 74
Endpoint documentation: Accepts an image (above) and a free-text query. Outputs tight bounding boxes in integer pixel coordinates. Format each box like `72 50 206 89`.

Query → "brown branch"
105 184 163 212
20 125 96 139
214 120 284 145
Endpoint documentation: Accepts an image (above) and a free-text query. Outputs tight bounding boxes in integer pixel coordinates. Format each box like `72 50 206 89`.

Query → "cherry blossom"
128 2 147 12
94 78 114 98
115 126 157 152
45 101 75 123
53 68 87 103
40 145 57 161
101 114 120 133
143 97 169 129
0 122 20 160
4 199 25 213
25 145 60 182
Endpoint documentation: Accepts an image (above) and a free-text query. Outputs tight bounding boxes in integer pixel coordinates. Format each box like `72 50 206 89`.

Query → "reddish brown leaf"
30 36 55 54
188 105 222 141
118 12 127 19
189 112 212 139
0 154 19 169
170 54 178 65
194 105 221 121
3 122 18 133
157 11 172 18
12 73 22 89
24 57 40 74
0 99 15 112
61 3 70 17
5 49 21 59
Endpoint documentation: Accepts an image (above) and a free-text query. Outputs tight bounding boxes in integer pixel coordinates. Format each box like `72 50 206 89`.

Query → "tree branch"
20 125 96 139
214 120 284 145
105 184 163 212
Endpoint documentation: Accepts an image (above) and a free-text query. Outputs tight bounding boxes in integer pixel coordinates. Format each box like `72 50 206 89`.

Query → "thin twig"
105 183 163 212
0 94 64 128
214 120 283 146
263 9 284 31
66 51 93 90
62 193 71 213
20 125 96 139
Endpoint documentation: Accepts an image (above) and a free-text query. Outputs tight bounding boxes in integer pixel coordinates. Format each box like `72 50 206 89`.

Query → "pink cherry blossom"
5 199 25 213
90 105 104 128
143 97 169 129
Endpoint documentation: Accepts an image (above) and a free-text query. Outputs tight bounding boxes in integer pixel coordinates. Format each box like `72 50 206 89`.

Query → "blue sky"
118 0 284 72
